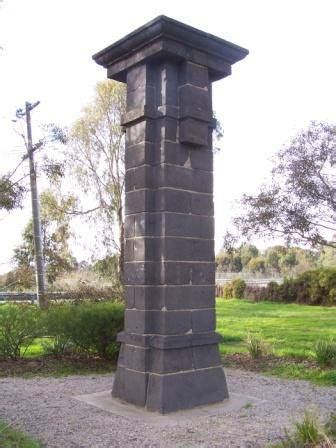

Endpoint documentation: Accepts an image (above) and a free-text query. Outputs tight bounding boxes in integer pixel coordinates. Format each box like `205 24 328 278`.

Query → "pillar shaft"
93 15 248 414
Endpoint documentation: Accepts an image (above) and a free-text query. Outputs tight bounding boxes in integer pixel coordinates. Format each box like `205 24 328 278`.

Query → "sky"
0 0 336 273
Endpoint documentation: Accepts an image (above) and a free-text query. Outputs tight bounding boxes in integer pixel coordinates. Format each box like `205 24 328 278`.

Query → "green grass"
217 299 336 358
216 299 336 385
0 421 41 448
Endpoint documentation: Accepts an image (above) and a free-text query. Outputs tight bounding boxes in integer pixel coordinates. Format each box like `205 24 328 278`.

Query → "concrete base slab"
74 389 266 425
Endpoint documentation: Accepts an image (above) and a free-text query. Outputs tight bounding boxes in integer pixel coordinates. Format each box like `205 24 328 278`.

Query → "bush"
293 411 324 446
325 413 336 440
43 301 125 359
246 333 268 359
231 278 246 299
216 278 246 299
240 267 336 305
314 338 336 367
223 282 233 299
0 304 42 359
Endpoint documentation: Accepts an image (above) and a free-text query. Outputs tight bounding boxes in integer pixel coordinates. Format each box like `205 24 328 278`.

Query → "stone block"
134 212 162 236
156 189 191 213
192 309 216 332
125 119 156 146
146 366 228 413
125 142 157 169
179 61 209 88
118 344 150 372
163 213 214 238
124 309 192 335
180 118 209 147
179 84 211 122
192 344 221 369
191 193 214 216
125 285 216 310
158 61 179 106
112 366 148 407
149 347 193 374
191 262 216 284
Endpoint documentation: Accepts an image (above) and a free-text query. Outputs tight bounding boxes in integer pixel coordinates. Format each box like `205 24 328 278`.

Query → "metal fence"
215 272 283 287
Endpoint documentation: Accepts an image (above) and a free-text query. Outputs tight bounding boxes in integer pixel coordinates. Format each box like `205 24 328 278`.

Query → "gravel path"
0 369 335 447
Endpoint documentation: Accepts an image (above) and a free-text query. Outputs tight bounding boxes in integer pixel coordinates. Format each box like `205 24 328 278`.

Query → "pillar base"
112 335 229 414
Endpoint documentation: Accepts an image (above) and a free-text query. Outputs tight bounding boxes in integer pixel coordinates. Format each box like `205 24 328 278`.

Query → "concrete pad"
74 389 266 425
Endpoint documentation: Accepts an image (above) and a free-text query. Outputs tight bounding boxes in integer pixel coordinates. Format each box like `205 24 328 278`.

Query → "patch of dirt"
0 355 115 377
223 352 316 371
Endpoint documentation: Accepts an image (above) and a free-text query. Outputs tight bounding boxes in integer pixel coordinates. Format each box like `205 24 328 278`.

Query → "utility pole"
23 101 46 307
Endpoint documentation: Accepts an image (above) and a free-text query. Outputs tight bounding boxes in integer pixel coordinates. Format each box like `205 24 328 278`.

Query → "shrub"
222 282 233 299
314 338 336 367
0 304 42 359
325 413 336 440
231 278 246 299
241 267 336 305
244 285 267 302
43 301 125 359
246 333 267 359
293 412 324 446
273 411 334 447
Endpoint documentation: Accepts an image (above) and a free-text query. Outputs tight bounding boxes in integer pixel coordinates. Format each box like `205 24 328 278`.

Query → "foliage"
231 121 336 249
325 413 336 440
42 301 124 359
246 333 267 359
227 268 336 306
247 256 266 273
314 338 336 367
13 190 77 284
231 278 246 298
0 304 41 359
93 255 119 280
0 175 25 210
65 80 126 280
272 412 331 447
0 420 41 448
216 244 319 276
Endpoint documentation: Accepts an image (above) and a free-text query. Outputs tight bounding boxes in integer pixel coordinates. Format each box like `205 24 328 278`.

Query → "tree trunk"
117 205 124 284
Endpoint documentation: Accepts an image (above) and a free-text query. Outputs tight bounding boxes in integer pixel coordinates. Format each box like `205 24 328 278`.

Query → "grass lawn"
0 421 41 448
216 299 336 385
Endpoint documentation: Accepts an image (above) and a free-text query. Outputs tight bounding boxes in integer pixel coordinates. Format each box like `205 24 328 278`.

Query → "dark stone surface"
146 367 228 414
94 15 247 413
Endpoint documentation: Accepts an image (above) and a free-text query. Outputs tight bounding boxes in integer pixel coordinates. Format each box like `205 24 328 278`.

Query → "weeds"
314 338 336 367
246 333 268 359
272 411 335 447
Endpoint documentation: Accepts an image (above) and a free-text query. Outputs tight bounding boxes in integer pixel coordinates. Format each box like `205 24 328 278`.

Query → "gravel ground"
0 368 335 448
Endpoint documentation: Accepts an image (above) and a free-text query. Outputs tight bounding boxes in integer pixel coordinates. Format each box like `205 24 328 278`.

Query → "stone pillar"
93 15 248 414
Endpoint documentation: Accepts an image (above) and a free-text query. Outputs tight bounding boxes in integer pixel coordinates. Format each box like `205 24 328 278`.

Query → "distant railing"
215 272 283 287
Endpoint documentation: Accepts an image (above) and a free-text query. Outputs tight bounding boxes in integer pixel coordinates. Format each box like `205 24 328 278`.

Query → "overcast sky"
1 0 336 273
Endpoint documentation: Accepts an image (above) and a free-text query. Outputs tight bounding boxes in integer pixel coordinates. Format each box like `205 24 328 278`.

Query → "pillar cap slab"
93 15 248 82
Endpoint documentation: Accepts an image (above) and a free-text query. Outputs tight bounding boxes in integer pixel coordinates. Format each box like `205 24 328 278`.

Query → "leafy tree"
61 80 126 282
279 250 298 273
247 256 266 274
231 122 336 249
0 176 25 210
14 191 77 284
93 255 119 279
240 244 259 267
216 250 242 272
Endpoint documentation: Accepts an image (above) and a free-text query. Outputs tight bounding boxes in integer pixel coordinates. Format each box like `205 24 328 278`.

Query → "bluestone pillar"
93 16 248 414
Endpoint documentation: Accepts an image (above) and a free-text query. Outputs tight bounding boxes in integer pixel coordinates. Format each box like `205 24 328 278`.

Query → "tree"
0 176 25 210
14 190 77 284
247 256 266 274
231 122 336 249
240 244 259 268
216 249 242 272
63 80 126 282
